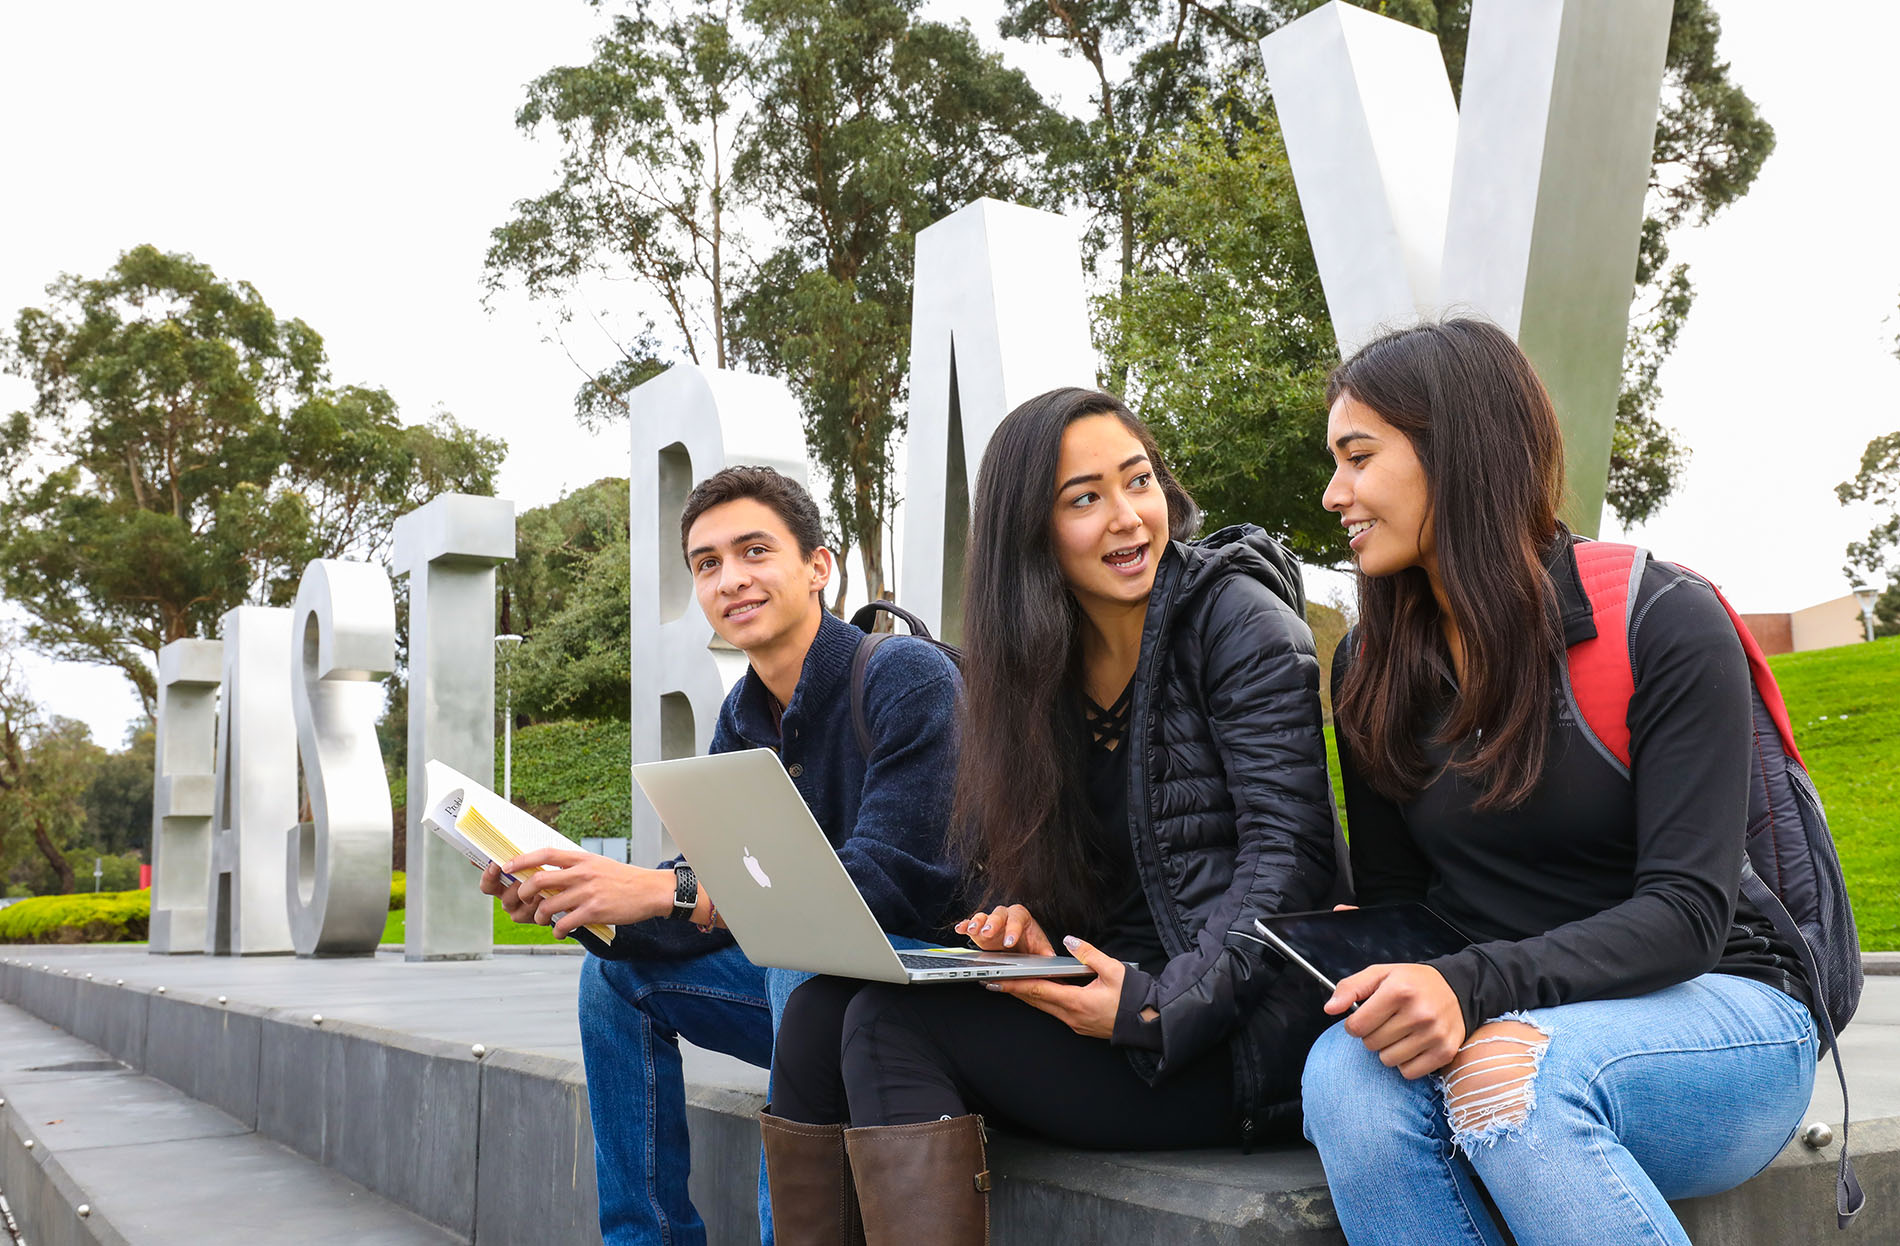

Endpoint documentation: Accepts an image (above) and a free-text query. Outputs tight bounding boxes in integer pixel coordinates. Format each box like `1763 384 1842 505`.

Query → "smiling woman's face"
1050 413 1171 612
1321 392 1433 578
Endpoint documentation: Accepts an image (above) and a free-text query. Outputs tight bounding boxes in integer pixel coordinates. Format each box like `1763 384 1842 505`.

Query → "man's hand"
984 935 1123 1040
955 903 1057 955
481 848 679 939
1326 962 1466 1078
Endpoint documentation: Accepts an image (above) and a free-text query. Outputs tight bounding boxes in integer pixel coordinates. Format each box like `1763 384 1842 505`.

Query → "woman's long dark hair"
1330 319 1565 812
950 388 1199 935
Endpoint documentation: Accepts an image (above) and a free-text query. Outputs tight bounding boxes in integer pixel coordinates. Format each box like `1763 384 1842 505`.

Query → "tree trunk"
31 816 76 895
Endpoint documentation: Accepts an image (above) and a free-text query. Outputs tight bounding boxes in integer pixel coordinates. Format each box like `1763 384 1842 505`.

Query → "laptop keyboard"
898 952 1008 971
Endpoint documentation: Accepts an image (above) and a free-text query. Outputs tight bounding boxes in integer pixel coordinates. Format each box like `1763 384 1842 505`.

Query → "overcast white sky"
2 1 1896 746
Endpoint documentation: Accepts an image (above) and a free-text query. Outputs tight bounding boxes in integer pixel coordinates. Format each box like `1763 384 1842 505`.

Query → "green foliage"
0 698 100 897
498 477 636 723
390 870 406 911
0 889 149 944
503 718 636 841
1769 637 1900 950
512 541 633 721
500 477 630 638
1101 91 1341 559
382 896 566 946
1838 431 1900 588
82 720 154 857
0 245 506 710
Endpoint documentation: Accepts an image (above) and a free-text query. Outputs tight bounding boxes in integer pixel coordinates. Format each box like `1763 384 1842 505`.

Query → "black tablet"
1254 903 1472 995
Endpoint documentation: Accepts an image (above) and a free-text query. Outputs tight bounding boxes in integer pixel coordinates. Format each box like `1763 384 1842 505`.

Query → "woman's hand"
956 903 1057 955
985 935 1125 1040
1327 962 1465 1079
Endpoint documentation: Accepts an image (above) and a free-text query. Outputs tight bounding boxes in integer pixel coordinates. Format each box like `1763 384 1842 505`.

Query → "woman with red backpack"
1303 318 1824 1245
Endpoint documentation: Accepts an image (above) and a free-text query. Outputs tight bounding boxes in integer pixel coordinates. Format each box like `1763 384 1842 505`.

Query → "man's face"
685 497 830 654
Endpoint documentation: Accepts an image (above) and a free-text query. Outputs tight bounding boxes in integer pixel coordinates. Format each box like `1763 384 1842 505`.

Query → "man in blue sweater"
482 466 962 1246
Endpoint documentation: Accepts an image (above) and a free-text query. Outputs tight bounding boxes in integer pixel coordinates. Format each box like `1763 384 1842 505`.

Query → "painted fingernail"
983 982 1000 991
1062 935 1080 951
982 925 994 936
1004 934 1016 947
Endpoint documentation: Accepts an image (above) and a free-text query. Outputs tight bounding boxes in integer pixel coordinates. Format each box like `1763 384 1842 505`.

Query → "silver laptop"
632 749 1092 984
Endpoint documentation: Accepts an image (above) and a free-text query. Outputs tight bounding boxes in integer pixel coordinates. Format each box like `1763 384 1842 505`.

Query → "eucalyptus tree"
485 0 750 430
0 244 503 711
729 0 1080 601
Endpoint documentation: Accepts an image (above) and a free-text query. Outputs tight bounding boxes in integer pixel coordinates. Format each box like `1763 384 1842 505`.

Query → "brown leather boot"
844 1114 991 1246
759 1109 866 1246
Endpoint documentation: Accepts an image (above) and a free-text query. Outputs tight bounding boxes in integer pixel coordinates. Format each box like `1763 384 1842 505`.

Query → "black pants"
770 976 1240 1149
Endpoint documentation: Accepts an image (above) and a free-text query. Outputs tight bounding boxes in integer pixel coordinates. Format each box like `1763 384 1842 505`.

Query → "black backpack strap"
1740 863 1864 1227
849 599 935 640
850 631 894 759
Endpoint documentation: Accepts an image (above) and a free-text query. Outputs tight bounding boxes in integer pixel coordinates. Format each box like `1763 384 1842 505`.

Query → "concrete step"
2 947 1896 1245
0 1003 462 1246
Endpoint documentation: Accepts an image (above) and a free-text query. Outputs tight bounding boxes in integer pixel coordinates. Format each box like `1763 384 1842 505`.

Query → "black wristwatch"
669 864 700 922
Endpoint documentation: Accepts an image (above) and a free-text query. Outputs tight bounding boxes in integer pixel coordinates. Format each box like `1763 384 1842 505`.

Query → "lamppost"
1852 584 1880 645
496 634 523 801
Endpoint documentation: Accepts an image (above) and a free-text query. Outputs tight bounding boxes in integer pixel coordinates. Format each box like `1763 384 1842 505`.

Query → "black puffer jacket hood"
1174 523 1309 621
1117 523 1343 1142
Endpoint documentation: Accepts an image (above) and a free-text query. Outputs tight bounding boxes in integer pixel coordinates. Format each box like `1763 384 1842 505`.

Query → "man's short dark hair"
679 466 826 560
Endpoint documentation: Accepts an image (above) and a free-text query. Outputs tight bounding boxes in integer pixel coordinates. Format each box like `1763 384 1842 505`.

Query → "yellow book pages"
457 804 616 944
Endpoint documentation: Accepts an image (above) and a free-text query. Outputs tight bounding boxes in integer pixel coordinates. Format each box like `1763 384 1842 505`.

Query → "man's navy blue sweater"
709 609 962 940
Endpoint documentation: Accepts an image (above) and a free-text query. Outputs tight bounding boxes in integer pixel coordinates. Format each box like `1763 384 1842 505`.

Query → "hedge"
0 890 150 944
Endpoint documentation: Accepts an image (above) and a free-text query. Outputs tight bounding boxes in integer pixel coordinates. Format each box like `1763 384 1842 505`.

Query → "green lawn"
1770 635 1900 951
380 897 569 947
1322 636 1899 950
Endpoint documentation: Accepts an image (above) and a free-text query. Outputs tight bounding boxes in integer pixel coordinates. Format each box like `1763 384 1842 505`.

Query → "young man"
480 466 961 1246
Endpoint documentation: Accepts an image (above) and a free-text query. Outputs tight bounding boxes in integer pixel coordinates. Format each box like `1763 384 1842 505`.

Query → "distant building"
1739 594 1866 657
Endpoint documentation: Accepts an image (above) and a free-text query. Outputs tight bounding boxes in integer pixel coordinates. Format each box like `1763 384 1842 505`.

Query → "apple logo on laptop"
743 848 772 888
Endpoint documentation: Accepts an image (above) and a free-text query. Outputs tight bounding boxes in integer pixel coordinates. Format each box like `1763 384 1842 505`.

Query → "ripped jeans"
1301 974 1817 1246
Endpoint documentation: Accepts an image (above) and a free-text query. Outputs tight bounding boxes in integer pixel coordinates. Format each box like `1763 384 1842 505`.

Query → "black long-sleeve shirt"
1334 541 1808 1034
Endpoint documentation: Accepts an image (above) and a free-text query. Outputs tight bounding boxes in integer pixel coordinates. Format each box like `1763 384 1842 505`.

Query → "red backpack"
1566 541 1864 1227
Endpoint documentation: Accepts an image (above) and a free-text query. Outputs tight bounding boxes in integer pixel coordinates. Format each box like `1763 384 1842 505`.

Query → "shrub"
390 870 406 911
0 890 149 944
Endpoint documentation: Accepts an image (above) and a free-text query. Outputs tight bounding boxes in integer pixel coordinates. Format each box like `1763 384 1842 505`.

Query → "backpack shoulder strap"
849 631 894 759
1660 561 1805 767
1565 541 1646 772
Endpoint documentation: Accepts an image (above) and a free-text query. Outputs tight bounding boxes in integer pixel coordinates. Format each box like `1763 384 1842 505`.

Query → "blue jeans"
1301 973 1817 1246
580 937 927 1246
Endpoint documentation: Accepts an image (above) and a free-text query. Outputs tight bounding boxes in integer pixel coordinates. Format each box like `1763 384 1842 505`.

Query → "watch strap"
670 864 699 922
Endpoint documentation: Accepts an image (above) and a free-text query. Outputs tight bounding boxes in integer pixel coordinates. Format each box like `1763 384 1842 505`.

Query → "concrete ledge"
256 1011 482 1237
474 1048 600 1246
143 990 265 1128
1865 952 1900 976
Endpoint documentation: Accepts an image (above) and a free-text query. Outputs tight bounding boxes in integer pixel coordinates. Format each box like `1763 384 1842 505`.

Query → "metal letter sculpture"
393 493 516 960
1261 0 1671 534
147 639 223 955
285 559 397 956
629 363 806 864
898 198 1097 640
204 606 298 955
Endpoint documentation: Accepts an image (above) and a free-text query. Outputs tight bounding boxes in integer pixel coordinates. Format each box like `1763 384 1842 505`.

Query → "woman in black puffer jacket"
758 388 1342 1246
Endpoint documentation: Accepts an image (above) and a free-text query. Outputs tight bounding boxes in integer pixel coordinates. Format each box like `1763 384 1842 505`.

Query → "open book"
419 759 616 944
